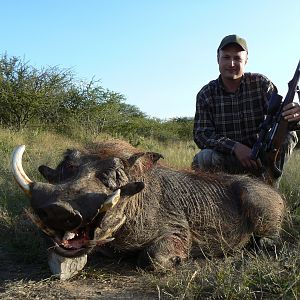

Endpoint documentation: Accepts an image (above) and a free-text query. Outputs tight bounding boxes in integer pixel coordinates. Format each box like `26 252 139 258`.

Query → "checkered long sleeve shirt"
193 73 276 154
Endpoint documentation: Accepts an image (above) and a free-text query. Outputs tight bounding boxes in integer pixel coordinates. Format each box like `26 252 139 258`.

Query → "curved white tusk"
99 189 121 213
11 145 33 196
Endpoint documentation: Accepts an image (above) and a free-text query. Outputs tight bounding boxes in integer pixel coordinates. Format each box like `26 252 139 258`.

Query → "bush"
0 53 195 145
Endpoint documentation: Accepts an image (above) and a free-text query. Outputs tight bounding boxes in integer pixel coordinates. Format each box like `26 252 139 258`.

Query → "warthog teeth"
63 231 76 241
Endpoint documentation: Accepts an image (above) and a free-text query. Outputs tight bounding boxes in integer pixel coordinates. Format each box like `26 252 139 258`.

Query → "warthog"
12 140 285 269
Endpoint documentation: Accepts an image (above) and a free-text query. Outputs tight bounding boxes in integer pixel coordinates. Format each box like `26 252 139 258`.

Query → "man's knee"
192 149 223 170
283 131 298 158
278 131 298 169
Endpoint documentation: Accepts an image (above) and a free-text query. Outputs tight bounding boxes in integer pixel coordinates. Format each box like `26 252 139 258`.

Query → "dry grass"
1 128 300 299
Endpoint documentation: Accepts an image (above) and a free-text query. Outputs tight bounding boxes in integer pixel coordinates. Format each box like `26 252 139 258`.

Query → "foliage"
0 53 193 143
0 54 73 130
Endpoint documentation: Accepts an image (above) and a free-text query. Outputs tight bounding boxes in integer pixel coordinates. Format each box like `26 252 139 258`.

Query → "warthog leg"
137 233 190 270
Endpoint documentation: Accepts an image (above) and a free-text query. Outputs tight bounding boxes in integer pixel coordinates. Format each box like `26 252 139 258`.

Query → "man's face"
217 44 248 80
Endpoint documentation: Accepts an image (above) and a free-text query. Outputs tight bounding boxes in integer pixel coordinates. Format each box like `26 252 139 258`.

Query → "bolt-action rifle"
250 59 300 180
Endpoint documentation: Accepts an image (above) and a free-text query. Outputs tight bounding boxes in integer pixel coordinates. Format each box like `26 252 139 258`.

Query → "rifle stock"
264 119 289 178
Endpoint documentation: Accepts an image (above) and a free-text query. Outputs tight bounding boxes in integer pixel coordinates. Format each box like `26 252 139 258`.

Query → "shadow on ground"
0 244 158 300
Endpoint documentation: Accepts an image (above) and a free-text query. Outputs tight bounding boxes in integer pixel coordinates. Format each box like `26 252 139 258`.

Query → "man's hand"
233 143 261 169
282 102 300 122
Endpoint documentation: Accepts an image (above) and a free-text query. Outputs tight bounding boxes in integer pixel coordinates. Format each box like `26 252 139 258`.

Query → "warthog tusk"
11 145 33 196
94 215 126 243
99 189 121 213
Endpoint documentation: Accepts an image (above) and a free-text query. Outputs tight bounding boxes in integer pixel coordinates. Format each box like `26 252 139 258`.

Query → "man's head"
218 34 248 54
217 34 248 81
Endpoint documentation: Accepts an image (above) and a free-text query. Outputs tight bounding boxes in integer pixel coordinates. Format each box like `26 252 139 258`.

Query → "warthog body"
13 140 285 269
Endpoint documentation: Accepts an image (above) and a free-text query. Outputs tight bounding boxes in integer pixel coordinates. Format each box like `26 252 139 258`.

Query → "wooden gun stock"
265 119 289 179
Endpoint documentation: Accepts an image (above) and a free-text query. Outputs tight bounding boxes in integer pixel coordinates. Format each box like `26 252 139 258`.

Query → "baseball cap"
218 34 248 52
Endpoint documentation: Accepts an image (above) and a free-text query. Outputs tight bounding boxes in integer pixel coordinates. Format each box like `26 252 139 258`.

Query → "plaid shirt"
193 73 276 154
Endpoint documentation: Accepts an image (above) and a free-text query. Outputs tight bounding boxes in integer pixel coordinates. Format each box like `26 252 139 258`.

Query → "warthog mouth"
11 145 126 258
25 203 126 257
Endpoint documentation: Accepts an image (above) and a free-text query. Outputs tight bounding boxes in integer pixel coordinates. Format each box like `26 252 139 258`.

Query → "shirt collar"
217 74 246 94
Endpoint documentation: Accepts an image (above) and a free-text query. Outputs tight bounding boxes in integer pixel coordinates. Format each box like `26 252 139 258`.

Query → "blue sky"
1 1 299 119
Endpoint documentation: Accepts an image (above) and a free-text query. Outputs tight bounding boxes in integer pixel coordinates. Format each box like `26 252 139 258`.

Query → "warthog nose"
37 202 82 231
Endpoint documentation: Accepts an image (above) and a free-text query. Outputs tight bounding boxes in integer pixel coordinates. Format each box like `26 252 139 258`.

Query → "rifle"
250 59 300 180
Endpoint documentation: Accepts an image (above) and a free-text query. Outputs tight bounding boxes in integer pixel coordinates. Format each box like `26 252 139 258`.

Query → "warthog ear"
38 165 58 183
38 149 81 184
126 152 164 169
38 161 79 184
127 152 145 167
145 152 164 163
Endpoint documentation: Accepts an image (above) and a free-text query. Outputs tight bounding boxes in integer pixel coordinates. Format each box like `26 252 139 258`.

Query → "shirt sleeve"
193 90 237 154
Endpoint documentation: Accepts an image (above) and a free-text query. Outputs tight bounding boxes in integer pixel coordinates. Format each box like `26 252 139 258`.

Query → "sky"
0 0 299 119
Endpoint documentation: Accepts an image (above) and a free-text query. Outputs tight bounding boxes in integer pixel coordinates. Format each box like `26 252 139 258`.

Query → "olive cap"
218 34 248 52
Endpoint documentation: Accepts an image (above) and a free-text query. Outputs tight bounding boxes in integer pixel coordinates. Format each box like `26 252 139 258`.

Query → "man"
192 34 299 185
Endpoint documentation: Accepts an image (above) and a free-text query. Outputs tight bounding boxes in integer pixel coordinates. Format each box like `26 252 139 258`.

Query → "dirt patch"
0 246 158 299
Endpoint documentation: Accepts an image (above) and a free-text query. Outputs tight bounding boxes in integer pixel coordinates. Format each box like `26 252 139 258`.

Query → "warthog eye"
65 163 76 171
59 162 78 180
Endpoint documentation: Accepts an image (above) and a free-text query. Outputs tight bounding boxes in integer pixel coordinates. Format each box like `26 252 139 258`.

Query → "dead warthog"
12 140 285 269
